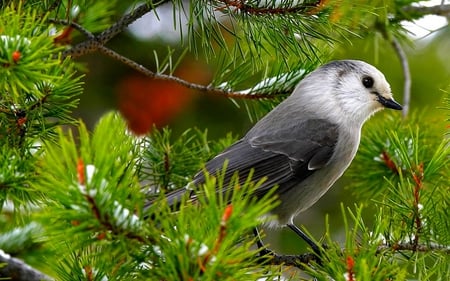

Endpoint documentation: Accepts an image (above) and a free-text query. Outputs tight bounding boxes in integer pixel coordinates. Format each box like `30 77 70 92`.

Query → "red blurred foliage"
118 77 190 134
117 61 210 135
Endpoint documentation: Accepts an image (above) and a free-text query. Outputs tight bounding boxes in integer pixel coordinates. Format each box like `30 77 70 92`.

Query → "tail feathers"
165 187 191 207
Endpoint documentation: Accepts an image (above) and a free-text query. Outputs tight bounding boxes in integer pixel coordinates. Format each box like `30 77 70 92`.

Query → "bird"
156 60 402 252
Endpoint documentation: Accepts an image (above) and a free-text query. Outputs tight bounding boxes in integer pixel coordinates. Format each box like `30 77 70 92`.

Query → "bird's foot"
258 247 274 257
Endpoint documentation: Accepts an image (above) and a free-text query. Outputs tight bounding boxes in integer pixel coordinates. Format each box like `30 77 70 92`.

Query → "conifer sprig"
0 4 83 208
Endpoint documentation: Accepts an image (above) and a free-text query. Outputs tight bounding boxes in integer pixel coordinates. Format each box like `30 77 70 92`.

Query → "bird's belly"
267 159 351 227
263 128 360 228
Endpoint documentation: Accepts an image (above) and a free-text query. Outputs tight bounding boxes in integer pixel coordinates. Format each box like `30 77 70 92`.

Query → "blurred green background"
73 3 450 254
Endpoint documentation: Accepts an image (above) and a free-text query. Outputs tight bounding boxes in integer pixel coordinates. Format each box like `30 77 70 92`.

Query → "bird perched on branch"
153 60 402 252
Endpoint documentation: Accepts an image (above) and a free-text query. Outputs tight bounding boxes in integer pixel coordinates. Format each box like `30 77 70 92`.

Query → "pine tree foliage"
0 3 82 209
0 0 449 280
189 0 400 86
32 112 281 280
302 205 411 280
141 127 237 194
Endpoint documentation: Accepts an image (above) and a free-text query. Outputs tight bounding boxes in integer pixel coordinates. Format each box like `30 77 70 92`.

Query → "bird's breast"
271 127 361 226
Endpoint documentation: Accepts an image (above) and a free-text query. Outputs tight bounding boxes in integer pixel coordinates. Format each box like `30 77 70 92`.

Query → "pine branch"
1 242 448 280
0 250 52 281
46 1 328 103
267 242 450 270
377 242 450 254
97 45 287 99
218 0 323 15
269 251 318 268
50 18 288 100
48 18 95 39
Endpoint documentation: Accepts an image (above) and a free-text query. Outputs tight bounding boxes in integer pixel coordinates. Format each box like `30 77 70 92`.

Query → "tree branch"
51 16 288 100
269 252 318 268
48 18 95 39
402 4 450 17
390 37 411 118
0 250 53 281
61 1 170 59
97 45 286 99
268 242 450 269
377 242 450 254
219 0 324 15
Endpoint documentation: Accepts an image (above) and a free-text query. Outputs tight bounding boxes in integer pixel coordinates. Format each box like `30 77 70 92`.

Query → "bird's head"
296 60 402 126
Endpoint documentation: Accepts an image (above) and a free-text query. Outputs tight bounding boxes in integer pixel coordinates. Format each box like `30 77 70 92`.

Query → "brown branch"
199 205 234 274
269 242 450 269
377 242 450 254
411 163 424 250
96 45 286 99
380 150 400 174
84 265 94 281
49 18 95 39
96 2 169 44
269 252 318 268
83 193 148 244
50 9 290 100
61 1 170 59
49 17 286 100
220 0 324 15
76 158 148 244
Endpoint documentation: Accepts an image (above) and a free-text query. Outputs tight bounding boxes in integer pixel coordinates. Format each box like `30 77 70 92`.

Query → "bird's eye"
362 76 374 88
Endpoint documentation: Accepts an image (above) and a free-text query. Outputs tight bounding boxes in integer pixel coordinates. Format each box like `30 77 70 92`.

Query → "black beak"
376 94 402 110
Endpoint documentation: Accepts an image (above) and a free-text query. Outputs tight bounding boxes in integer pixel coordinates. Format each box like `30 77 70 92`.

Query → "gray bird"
160 60 402 251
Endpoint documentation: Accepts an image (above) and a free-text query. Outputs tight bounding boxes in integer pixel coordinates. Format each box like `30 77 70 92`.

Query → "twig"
402 4 450 17
411 163 424 250
96 2 169 44
199 205 234 274
269 241 450 269
269 252 318 268
50 18 286 100
76 158 149 244
380 150 400 174
96 45 286 99
377 242 450 254
0 250 53 281
48 18 95 39
391 37 411 118
220 0 323 15
61 1 170 59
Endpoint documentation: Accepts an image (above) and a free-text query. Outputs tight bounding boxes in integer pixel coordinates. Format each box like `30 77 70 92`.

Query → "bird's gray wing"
192 119 339 197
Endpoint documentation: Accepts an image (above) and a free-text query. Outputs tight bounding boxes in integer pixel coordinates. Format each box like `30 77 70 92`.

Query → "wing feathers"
192 119 339 197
